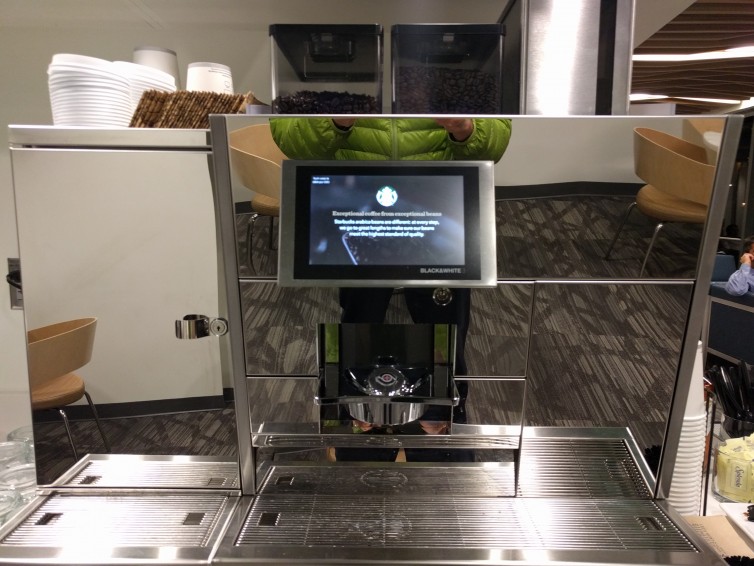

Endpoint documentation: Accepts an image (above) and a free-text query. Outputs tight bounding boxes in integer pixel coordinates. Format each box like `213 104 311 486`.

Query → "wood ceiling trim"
631 0 754 109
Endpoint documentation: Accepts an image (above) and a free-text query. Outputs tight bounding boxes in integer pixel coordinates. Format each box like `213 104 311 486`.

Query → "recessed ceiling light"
629 93 742 104
633 46 754 62
629 94 668 101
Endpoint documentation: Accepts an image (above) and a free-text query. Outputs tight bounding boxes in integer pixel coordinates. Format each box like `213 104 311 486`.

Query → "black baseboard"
32 394 229 423
235 201 252 214
496 181 641 200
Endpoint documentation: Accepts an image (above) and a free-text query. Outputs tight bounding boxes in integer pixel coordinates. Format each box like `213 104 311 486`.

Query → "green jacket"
269 117 511 162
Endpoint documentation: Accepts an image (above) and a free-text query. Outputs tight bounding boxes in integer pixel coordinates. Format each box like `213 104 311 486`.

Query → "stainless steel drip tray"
259 461 517 497
0 490 238 564
216 496 713 565
51 454 240 489
254 431 651 500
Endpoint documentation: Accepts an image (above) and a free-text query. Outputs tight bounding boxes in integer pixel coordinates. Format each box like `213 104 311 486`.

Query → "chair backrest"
229 123 287 201
711 253 737 282
27 317 97 387
633 127 716 206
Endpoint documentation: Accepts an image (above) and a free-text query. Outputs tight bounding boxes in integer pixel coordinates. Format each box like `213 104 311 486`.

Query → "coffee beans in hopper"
273 90 380 114
396 66 500 114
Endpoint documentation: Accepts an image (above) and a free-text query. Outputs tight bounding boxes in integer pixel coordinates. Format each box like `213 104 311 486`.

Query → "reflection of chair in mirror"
603 127 716 277
229 123 287 273
27 317 111 461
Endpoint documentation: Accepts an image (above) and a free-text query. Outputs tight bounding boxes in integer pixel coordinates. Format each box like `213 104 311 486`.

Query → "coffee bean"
395 66 500 113
273 90 380 114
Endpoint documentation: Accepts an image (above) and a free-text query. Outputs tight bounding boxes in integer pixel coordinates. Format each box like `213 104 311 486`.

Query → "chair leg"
639 222 664 278
268 216 277 251
604 202 637 260
246 212 259 274
83 391 111 453
58 408 79 461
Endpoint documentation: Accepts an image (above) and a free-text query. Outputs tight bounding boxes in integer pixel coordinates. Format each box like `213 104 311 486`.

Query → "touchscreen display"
309 173 465 267
278 160 496 287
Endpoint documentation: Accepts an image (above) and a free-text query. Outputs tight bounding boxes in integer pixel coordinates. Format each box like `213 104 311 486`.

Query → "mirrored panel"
524 282 693 463
240 282 531 378
228 114 725 281
236 279 532 491
10 130 238 485
10 112 730 492
211 113 732 494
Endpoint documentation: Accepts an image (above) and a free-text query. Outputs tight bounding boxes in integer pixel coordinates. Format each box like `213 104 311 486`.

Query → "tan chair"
229 123 287 273
27 317 111 460
603 127 717 277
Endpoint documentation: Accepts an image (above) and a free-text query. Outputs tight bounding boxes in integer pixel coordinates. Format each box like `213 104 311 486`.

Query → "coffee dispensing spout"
314 322 459 427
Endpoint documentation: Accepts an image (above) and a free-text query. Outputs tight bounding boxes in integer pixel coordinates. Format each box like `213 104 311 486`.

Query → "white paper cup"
682 413 707 423
133 46 180 88
675 449 705 459
685 340 706 417
186 62 233 94
679 422 707 436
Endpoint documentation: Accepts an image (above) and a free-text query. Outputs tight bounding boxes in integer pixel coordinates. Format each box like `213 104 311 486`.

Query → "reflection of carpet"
237 195 703 279
33 404 237 485
524 283 690 452
495 196 701 279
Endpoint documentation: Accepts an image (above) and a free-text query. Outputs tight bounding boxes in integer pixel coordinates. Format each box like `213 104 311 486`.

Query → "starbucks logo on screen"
376 186 398 207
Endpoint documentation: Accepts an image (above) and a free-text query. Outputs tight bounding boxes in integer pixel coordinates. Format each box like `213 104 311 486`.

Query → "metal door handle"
175 314 228 339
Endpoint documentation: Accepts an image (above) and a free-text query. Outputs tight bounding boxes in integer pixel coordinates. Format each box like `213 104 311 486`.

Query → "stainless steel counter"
0 429 726 565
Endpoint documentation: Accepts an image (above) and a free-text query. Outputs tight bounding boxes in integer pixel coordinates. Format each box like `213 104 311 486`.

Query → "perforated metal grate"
518 437 651 498
61 459 240 489
236 496 695 551
261 464 516 497
2 493 232 547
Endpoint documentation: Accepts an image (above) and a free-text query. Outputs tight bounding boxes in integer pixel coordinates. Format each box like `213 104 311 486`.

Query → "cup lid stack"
48 54 176 128
113 61 176 114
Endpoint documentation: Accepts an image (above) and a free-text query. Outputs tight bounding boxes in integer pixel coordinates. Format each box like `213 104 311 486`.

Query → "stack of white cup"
668 341 708 515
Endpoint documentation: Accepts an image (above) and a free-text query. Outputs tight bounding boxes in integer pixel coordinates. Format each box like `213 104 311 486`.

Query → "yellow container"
714 413 754 502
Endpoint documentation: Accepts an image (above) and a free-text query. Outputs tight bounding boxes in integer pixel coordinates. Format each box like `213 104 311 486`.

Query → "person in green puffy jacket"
271 116 511 461
269 116 511 162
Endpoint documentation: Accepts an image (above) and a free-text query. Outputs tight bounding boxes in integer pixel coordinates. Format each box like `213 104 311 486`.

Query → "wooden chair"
27 317 111 461
603 127 717 277
229 123 287 273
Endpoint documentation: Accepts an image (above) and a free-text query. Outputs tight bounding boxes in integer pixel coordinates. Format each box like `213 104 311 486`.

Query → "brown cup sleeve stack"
129 90 251 128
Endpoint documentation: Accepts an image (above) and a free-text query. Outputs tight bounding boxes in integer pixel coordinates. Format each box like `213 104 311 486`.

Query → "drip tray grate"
257 436 650 500
2 492 233 548
518 437 651 498
237 496 695 552
260 464 516 497
55 456 240 489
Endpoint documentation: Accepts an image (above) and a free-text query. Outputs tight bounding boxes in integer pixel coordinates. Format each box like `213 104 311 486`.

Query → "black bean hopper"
391 24 504 114
269 24 383 114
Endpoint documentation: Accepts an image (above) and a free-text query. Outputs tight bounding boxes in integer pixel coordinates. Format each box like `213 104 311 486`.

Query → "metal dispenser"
315 323 458 427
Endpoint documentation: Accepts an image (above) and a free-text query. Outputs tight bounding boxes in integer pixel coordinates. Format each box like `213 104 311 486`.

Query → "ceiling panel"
632 0 754 113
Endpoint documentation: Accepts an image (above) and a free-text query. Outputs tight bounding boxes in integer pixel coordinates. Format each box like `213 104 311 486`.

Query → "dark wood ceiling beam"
633 60 754 72
630 0 754 111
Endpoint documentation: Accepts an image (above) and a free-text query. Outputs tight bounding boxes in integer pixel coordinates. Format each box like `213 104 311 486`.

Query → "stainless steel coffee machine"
208 115 736 565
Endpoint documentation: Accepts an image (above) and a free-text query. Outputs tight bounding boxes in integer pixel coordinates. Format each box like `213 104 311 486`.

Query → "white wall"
495 116 684 186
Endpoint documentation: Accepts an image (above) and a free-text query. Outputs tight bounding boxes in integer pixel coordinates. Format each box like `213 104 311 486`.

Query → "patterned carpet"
33 405 237 485
33 194 700 484
239 195 702 280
